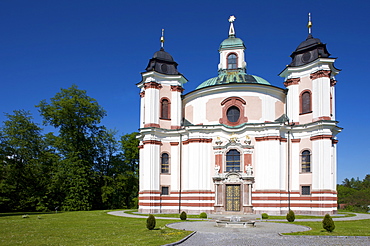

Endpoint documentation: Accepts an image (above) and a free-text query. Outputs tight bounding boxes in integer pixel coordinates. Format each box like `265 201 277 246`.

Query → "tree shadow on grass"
0 212 59 217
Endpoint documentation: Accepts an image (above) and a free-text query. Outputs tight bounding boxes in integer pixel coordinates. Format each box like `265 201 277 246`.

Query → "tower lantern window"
227 54 237 69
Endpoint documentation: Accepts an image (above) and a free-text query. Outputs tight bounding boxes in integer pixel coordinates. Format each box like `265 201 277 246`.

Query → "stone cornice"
284 78 300 87
142 140 162 145
183 138 213 145
171 85 184 93
310 70 331 80
144 81 162 90
310 135 332 141
255 136 281 142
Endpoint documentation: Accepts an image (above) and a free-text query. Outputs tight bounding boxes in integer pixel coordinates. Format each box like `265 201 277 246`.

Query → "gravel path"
167 221 369 246
108 211 370 245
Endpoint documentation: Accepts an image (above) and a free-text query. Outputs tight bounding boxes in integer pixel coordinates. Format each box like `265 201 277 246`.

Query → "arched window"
161 153 169 173
301 91 312 114
227 106 240 122
301 150 311 173
226 149 240 172
161 98 170 119
227 53 237 69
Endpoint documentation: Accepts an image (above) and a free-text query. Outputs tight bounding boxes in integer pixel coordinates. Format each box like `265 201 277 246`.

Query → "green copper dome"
219 37 245 50
196 70 270 89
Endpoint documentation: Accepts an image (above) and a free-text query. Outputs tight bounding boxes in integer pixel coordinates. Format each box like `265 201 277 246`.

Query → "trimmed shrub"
199 212 207 219
286 210 295 222
146 214 156 230
180 211 187 220
261 213 269 219
322 214 335 232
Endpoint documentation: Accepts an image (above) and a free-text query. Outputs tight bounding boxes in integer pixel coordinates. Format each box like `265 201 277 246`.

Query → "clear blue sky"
1 0 369 183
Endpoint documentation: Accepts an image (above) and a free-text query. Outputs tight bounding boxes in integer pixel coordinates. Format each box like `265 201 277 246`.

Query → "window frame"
226 106 240 123
219 97 248 127
160 98 171 120
301 185 311 196
161 186 169 195
225 149 241 172
300 90 312 115
227 53 238 70
161 152 170 174
301 149 311 173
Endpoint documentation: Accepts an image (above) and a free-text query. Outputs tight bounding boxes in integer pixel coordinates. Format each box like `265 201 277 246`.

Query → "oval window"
227 106 240 122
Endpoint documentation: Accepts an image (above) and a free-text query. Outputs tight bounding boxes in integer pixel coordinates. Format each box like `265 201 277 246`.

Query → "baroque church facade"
137 16 341 215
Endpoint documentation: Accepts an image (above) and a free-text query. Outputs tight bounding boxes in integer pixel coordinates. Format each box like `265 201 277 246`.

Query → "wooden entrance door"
226 184 240 211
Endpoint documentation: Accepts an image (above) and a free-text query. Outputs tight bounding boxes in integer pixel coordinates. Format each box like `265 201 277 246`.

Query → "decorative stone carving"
283 78 300 87
214 165 220 176
310 70 331 80
229 133 240 143
245 164 253 176
215 137 223 145
244 135 251 145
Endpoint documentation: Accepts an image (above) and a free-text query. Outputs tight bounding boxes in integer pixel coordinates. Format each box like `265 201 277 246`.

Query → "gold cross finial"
160 29 165 49
307 13 312 34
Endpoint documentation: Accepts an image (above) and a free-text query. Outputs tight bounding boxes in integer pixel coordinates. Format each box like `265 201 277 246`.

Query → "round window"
227 106 240 122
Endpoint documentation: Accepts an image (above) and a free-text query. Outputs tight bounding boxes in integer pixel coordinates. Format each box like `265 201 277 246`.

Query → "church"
137 16 341 215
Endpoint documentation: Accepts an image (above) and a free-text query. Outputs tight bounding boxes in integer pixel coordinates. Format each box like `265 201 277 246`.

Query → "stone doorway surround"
213 172 255 214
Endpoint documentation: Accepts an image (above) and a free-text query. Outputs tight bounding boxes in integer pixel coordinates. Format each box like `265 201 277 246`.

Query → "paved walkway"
108 211 370 246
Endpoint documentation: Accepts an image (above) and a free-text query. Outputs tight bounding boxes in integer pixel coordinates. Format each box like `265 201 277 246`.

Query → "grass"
266 212 356 220
282 219 370 236
1 210 369 245
0 210 191 246
124 209 204 219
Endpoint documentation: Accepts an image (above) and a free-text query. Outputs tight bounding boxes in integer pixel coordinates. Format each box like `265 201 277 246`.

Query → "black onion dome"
153 49 174 62
288 34 331 67
145 48 180 75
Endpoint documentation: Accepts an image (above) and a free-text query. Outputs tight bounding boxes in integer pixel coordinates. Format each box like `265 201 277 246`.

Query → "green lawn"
0 210 191 246
282 219 370 236
124 209 204 219
266 212 356 220
1 210 369 245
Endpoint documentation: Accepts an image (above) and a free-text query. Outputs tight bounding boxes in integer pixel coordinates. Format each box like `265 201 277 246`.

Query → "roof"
288 34 331 67
145 48 180 75
219 37 245 50
196 70 270 89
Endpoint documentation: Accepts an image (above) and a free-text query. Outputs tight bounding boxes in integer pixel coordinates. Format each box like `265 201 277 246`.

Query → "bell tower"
279 13 340 124
218 16 247 73
279 14 342 213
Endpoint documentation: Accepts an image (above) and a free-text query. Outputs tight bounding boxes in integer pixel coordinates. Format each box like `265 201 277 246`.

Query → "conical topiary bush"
322 214 335 232
146 214 156 230
286 210 295 222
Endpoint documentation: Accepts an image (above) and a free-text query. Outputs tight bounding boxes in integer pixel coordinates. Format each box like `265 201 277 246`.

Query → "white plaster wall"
286 84 299 123
312 77 330 119
279 141 287 191
312 139 332 190
170 143 179 191
140 95 145 128
262 95 275 122
139 147 145 191
183 142 212 190
141 144 160 191
331 86 336 120
255 140 281 190
291 141 300 191
144 88 159 125
171 90 182 127
182 142 189 190
331 143 337 190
